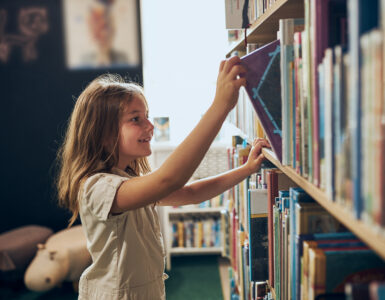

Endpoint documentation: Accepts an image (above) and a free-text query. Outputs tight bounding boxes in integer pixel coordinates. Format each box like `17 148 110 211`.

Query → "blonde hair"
56 74 151 227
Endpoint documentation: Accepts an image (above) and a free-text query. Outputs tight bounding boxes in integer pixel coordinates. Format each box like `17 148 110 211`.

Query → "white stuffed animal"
24 225 91 292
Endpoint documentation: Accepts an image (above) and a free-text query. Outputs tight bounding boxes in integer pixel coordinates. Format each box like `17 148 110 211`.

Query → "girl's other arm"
157 139 270 206
112 56 246 212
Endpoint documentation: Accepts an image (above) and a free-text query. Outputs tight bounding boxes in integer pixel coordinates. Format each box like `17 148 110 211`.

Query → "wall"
0 0 142 232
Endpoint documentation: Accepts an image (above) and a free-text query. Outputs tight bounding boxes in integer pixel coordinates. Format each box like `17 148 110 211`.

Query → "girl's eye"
131 117 140 122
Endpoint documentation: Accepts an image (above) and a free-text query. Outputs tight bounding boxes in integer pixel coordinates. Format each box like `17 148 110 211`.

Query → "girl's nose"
146 118 154 131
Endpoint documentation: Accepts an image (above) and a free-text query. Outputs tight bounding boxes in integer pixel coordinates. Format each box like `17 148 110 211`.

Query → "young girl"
56 55 270 300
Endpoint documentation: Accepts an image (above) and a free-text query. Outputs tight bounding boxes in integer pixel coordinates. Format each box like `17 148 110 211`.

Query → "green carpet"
165 255 223 300
0 255 223 299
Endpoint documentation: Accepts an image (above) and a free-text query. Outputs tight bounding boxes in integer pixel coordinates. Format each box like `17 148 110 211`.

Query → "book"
224 0 249 29
369 281 385 299
348 0 379 219
308 248 385 299
310 0 347 187
266 169 297 287
240 39 283 162
248 189 268 282
289 187 314 300
279 18 305 166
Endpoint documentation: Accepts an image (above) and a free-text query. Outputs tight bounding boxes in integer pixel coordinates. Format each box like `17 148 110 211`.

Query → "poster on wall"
154 117 170 142
63 0 140 69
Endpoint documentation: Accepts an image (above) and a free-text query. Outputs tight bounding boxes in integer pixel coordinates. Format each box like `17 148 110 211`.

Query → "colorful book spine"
348 0 379 219
248 189 269 282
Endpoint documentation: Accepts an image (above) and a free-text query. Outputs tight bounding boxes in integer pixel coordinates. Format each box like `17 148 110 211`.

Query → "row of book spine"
269 169 385 300
170 217 221 248
227 0 279 44
228 0 385 234
226 140 273 300
279 0 385 229
225 139 385 300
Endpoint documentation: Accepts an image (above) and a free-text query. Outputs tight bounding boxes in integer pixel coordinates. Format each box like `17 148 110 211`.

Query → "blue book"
310 248 385 295
348 0 379 219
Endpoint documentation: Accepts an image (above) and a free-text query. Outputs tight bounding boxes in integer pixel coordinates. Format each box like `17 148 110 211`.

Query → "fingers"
256 153 265 164
223 56 242 74
234 77 247 89
250 138 271 157
228 64 247 80
253 138 271 148
219 60 225 72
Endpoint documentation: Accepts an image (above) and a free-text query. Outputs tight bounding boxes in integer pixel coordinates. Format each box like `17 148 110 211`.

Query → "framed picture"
63 0 140 69
153 117 170 142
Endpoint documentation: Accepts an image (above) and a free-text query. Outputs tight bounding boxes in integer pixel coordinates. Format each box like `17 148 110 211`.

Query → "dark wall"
0 0 142 233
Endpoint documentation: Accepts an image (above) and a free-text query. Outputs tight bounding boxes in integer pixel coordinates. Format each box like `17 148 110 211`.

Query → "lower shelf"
170 247 223 255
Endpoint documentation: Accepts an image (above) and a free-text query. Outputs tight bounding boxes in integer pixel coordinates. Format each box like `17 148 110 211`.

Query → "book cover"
240 39 282 162
248 189 268 282
303 239 364 299
309 248 385 299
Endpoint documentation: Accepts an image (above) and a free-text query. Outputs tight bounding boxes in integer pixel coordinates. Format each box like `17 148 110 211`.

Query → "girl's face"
117 95 154 170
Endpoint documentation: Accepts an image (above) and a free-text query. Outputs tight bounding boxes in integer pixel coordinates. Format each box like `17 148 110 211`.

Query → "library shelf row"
167 207 225 215
169 247 223 255
225 0 304 57
262 148 385 261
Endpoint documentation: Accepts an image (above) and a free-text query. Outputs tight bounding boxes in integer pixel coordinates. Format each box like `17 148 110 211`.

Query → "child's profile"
56 57 269 299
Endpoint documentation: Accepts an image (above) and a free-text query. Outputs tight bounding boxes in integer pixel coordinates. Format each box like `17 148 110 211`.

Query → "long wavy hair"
56 74 151 227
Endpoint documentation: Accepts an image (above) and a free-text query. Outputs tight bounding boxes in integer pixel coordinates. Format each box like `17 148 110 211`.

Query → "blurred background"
0 0 230 233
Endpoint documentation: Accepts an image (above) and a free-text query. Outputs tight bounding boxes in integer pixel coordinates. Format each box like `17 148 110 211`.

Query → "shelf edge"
262 148 385 261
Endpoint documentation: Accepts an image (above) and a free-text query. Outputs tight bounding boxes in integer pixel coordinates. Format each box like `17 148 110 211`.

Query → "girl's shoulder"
80 170 132 220
84 168 131 190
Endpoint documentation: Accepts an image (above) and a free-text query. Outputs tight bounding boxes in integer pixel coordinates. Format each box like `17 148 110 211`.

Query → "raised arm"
157 139 271 206
111 56 247 212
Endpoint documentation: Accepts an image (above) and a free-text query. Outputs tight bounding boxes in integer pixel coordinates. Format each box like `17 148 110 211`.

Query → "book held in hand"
240 40 282 162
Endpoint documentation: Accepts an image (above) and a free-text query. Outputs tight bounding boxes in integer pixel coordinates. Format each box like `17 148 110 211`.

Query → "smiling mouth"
138 137 151 143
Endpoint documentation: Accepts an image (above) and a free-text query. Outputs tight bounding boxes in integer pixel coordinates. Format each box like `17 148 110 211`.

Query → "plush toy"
24 225 91 292
0 225 53 282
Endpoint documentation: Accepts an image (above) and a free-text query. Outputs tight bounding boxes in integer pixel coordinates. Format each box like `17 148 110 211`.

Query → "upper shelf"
226 0 304 57
262 148 385 261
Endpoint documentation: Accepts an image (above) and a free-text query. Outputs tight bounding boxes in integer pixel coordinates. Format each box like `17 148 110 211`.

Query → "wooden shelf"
170 247 223 255
262 148 385 261
168 207 225 215
226 0 304 57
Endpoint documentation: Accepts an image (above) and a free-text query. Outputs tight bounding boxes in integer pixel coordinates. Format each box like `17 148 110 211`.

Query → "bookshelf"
149 143 230 270
262 148 385 261
162 205 226 270
225 0 304 57
224 0 385 298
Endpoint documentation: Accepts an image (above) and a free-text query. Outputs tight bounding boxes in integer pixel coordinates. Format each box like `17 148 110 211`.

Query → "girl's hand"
245 138 271 174
214 56 247 112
